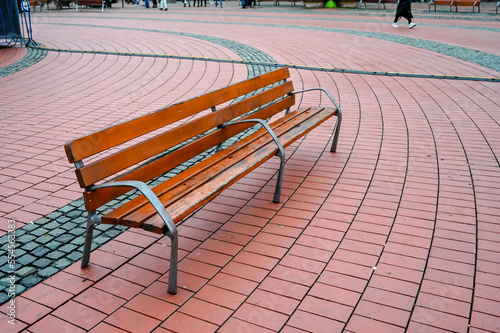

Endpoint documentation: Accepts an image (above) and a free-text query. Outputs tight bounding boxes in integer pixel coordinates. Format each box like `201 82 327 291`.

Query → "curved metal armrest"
221 119 285 203
89 181 177 238
290 87 341 112
289 87 342 153
221 118 285 160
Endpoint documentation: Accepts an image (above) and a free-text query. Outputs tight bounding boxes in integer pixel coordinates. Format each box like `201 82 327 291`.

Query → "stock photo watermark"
5 219 17 325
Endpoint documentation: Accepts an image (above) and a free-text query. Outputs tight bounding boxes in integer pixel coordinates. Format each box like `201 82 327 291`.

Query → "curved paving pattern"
1 2 500 332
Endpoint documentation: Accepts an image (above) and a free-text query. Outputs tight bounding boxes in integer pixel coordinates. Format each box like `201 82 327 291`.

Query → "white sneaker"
409 23 416 29
393 23 398 28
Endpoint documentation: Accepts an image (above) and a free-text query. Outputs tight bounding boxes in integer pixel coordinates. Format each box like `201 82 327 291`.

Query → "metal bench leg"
273 151 285 203
81 210 100 268
167 229 178 294
331 112 342 153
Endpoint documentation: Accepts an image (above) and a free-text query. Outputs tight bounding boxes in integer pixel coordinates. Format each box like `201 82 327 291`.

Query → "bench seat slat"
65 68 291 163
141 106 337 234
101 106 336 230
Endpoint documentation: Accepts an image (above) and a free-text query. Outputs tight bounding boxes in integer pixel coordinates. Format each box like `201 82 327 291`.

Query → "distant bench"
64 68 342 295
429 0 481 13
75 0 105 11
358 0 398 10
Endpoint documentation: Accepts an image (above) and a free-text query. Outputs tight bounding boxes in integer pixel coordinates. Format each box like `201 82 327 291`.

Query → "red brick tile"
411 306 470 332
187 248 232 267
21 283 73 309
180 298 233 325
245 240 288 259
269 264 318 287
259 276 309 300
380 252 427 271
53 300 106 331
219 317 275 333
74 287 126 315
99 240 143 258
209 272 258 295
419 279 472 303
363 287 415 312
299 295 352 323
161 312 218 333
163 270 208 293
233 251 279 270
355 300 410 328
325 259 373 280
0 312 28 332
233 302 289 331
88 322 129 333
309 283 360 307
87 249 129 270
406 321 453 333
199 238 242 256
112 263 161 287
369 275 419 297
221 261 269 283
94 275 144 300
44 271 93 295
247 289 300 316
317 271 367 293
416 292 470 318
65 261 112 282
28 315 86 333
178 258 220 279
470 311 500 332
105 307 161 333
345 314 403 333
262 223 302 238
129 253 170 274
143 281 194 306
125 294 177 320
0 296 51 325
288 243 332 263
287 310 345 333
296 234 339 252
115 229 158 247
196 284 247 310
270 215 310 229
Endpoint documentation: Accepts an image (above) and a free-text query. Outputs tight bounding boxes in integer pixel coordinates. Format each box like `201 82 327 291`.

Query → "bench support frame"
81 181 179 294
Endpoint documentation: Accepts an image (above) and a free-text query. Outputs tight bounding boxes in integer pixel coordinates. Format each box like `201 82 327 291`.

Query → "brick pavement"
1 1 500 332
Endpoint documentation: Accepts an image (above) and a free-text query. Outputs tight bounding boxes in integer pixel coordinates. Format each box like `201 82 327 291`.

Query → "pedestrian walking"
393 0 416 29
159 0 167 10
215 0 222 7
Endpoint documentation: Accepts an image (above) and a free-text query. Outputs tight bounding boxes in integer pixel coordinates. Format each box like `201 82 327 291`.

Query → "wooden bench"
64 68 341 295
75 0 105 11
429 0 480 13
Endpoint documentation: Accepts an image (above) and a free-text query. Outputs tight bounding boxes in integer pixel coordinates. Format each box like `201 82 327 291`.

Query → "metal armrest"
289 87 342 152
221 119 285 203
87 180 178 294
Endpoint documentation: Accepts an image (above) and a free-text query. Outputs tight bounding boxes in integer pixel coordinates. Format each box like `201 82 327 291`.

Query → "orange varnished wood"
75 81 294 188
64 68 290 163
85 95 295 212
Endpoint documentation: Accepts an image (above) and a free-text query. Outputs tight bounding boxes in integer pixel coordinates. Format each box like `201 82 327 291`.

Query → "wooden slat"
75 81 294 188
117 106 336 227
64 68 291 163
95 95 296 214
141 106 337 234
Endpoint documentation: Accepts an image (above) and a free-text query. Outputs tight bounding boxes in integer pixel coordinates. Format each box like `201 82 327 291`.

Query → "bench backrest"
65 67 295 211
